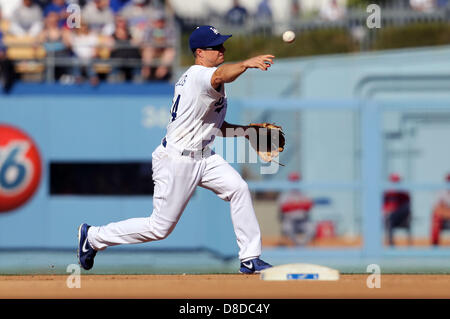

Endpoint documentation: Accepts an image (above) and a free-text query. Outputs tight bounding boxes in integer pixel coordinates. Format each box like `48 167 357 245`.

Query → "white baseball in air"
282 30 296 43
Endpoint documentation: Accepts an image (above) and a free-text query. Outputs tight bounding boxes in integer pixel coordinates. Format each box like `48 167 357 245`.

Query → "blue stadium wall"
0 83 239 257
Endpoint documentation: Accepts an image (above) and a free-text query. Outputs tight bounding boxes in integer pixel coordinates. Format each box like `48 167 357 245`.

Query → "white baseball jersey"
87 63 262 263
165 65 227 151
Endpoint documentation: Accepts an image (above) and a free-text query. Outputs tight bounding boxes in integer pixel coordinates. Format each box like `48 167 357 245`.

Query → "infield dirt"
1 274 450 298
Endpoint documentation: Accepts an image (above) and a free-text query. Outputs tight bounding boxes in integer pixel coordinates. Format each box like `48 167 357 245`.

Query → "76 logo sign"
0 125 42 213
0 142 33 195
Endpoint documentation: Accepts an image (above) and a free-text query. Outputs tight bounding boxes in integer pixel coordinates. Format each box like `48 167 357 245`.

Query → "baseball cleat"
77 223 97 270
239 258 272 274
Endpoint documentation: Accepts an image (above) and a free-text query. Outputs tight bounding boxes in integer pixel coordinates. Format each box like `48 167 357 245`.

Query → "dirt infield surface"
1 274 450 299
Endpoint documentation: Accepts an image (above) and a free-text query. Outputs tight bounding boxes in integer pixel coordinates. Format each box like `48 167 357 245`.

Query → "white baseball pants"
87 143 262 261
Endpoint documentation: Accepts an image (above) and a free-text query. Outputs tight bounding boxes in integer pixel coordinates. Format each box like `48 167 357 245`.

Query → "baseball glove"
247 122 286 166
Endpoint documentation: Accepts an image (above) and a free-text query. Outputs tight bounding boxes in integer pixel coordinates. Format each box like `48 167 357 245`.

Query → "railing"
2 42 179 84
179 7 450 34
175 7 450 55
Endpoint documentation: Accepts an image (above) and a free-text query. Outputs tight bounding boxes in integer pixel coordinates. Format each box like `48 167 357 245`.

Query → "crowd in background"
222 0 450 28
2 0 450 90
0 0 176 87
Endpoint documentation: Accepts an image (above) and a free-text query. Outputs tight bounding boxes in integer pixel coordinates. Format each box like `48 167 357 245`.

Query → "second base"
260 263 340 281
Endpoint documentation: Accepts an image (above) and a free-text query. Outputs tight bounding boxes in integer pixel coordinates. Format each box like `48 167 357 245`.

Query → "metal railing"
3 40 179 83
2 22 182 84
176 7 450 54
179 7 450 35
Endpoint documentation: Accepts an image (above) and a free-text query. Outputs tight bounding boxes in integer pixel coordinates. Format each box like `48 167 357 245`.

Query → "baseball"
282 30 295 43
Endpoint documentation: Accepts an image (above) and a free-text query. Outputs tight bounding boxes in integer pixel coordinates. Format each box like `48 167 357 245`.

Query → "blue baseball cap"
189 26 232 52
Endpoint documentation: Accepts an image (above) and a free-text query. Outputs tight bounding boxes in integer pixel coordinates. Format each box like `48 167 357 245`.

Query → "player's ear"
194 48 202 58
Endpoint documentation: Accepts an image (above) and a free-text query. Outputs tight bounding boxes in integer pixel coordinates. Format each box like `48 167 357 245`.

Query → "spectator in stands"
0 9 4 46
34 0 52 10
38 11 71 80
224 0 248 27
109 0 131 13
290 0 301 22
0 0 23 20
430 173 450 245
383 173 412 246
82 0 115 36
107 14 141 81
410 0 436 12
0 9 17 93
254 0 273 33
140 10 175 81
256 0 272 18
9 0 44 37
66 20 100 85
61 0 87 6
43 0 69 27
319 0 346 22
278 172 315 246
120 0 156 43
437 0 449 8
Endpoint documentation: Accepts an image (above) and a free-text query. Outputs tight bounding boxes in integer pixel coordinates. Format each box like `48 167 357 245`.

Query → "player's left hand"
247 122 286 166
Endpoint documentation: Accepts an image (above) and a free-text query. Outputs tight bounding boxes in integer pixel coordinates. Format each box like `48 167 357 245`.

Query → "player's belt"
162 137 207 158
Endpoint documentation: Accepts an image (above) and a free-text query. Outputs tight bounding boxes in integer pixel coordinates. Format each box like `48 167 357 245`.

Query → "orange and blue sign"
0 124 42 212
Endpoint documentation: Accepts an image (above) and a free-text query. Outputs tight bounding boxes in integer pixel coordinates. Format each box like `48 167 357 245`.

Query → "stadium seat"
0 19 10 33
14 61 45 73
93 36 112 74
93 63 112 74
3 35 46 78
4 35 45 60
97 35 111 59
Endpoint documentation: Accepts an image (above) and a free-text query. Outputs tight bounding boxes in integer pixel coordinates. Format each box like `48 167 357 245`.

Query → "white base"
260 263 340 281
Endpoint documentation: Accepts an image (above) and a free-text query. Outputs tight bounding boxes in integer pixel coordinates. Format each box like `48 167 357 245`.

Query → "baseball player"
431 173 450 245
78 25 274 274
383 173 411 246
278 172 315 246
